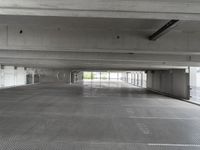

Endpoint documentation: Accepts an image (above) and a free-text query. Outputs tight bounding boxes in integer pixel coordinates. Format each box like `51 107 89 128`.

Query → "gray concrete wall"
36 69 70 83
147 69 190 100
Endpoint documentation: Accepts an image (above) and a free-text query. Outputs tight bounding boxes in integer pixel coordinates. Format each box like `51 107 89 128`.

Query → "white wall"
190 67 200 88
190 67 197 87
4 66 15 87
0 66 26 88
15 67 26 86
0 65 71 88
147 69 190 99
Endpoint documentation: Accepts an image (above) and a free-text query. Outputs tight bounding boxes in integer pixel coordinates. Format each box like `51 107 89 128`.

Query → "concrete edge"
147 88 200 107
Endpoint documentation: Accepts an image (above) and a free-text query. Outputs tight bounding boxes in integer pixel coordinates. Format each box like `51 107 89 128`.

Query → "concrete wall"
36 69 70 84
147 69 190 100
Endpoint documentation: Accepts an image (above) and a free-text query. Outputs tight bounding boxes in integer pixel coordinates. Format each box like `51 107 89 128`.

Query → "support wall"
36 69 70 84
147 69 190 100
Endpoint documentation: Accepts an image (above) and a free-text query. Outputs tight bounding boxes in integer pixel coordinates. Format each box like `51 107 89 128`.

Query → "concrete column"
137 73 140 87
70 72 72 84
4 66 15 87
91 72 93 81
141 72 143 87
126 72 128 82
1 66 4 87
190 68 196 87
135 72 137 86
32 72 35 84
14 67 17 86
0 66 1 87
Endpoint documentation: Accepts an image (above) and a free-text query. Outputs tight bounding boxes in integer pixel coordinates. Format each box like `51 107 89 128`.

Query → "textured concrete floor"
0 81 200 150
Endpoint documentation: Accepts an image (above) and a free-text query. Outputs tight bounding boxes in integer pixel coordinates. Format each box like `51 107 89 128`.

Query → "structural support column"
141 72 143 87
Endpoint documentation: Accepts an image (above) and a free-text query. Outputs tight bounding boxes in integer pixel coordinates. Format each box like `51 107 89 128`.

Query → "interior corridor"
0 81 200 149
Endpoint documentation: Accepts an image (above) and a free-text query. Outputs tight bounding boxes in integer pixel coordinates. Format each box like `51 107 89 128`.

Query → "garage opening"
0 65 40 89
82 71 147 88
71 69 190 100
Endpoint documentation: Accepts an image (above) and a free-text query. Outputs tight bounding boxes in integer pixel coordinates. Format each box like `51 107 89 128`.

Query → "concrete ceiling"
0 0 200 70
0 16 168 31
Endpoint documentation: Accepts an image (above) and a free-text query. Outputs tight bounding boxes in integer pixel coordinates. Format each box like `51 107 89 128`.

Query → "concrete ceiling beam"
0 58 187 70
0 23 199 55
0 50 198 64
0 0 200 20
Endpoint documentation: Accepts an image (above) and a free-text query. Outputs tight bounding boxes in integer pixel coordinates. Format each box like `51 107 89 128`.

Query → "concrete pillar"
137 72 140 87
141 72 143 87
189 67 200 88
70 72 72 84
117 73 119 81
32 72 35 84
4 66 15 87
91 72 93 81
0 65 2 87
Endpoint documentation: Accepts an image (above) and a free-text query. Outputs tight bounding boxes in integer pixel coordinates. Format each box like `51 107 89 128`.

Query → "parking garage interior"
0 0 200 149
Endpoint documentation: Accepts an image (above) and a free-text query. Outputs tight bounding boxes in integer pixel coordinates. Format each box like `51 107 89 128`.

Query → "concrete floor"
0 81 200 150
